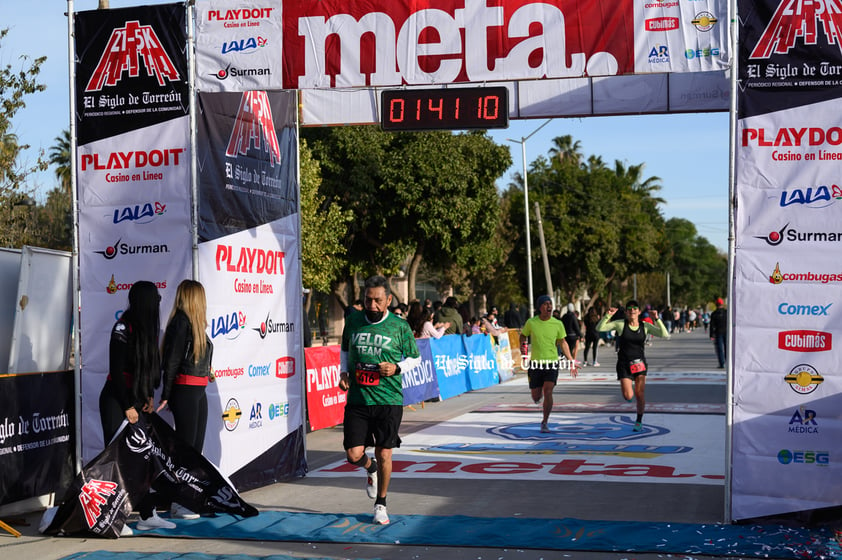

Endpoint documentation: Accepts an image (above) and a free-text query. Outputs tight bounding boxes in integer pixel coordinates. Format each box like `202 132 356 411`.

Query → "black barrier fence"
0 370 75 506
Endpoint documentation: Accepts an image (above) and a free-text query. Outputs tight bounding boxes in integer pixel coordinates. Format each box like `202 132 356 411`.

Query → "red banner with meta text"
305 346 346 431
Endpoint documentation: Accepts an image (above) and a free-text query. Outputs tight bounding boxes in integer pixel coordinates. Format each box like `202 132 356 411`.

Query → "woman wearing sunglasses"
596 300 670 432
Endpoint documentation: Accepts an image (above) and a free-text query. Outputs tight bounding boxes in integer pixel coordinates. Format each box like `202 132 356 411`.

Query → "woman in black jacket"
158 280 213 521
159 280 213 453
99 280 175 531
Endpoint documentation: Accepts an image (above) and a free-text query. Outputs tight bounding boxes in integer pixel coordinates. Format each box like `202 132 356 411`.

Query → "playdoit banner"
732 0 842 520
74 3 192 462
196 89 305 485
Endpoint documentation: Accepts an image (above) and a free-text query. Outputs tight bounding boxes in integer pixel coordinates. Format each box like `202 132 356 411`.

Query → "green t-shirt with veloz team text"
521 315 568 364
341 310 420 406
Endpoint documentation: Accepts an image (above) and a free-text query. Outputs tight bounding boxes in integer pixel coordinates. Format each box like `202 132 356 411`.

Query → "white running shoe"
170 502 200 520
366 469 378 499
373 504 390 525
593 361 600 367
540 422 551 433
136 510 176 531
119 523 134 537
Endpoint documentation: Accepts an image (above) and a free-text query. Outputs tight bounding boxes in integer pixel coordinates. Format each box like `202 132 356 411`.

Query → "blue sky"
5 0 730 252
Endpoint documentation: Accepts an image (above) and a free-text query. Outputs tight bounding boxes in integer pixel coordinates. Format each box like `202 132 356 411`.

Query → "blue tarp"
401 338 439 406
122 510 840 559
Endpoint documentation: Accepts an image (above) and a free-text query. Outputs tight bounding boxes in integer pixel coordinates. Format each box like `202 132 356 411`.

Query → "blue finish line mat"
61 554 360 560
61 550 360 560
128 510 842 559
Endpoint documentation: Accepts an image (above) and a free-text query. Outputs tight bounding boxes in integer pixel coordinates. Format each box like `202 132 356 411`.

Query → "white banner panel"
198 216 303 476
195 0 285 92
300 72 730 126
77 118 192 462
633 0 728 74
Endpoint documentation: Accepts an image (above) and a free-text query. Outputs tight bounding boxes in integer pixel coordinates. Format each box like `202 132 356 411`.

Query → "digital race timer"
380 86 509 131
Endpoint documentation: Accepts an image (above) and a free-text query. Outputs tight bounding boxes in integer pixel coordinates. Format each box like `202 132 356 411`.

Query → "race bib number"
356 363 380 386
629 359 646 374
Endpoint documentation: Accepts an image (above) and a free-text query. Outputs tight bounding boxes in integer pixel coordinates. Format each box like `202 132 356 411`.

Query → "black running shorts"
343 404 403 450
528 365 560 389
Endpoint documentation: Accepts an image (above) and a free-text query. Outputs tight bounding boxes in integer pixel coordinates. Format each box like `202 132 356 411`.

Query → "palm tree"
613 160 665 203
49 129 71 195
548 135 583 167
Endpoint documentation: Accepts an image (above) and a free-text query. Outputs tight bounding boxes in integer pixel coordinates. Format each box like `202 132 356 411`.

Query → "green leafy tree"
660 217 727 307
299 138 352 306
503 138 666 308
303 126 510 304
0 28 47 247
0 29 47 196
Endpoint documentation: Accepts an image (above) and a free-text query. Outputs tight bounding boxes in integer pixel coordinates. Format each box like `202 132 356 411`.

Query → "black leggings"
169 384 208 453
99 384 166 519
99 382 130 446
583 336 599 363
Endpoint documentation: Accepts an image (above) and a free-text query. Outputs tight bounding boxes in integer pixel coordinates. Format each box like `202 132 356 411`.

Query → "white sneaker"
119 523 134 537
170 502 200 520
540 422 551 433
593 361 600 367
136 510 176 530
373 504 390 525
366 469 378 499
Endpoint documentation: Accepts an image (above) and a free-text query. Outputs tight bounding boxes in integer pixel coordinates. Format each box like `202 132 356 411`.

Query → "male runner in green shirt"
338 275 420 525
519 295 578 433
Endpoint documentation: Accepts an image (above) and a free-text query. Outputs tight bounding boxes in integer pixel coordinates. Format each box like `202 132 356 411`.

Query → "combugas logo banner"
74 4 192 463
732 0 842 521
194 0 729 92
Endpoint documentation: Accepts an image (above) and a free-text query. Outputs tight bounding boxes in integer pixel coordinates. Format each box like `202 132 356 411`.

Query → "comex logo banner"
86 20 180 91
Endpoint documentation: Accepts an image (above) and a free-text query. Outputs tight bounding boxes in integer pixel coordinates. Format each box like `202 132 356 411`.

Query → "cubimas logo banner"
74 3 189 145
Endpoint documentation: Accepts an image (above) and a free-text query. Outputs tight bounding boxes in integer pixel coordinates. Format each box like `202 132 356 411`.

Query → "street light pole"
508 119 552 317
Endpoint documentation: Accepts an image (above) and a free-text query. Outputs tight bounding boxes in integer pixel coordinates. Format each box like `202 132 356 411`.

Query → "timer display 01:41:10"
380 87 509 131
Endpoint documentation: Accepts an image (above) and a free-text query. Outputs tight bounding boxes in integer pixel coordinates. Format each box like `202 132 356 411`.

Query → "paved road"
2 329 751 560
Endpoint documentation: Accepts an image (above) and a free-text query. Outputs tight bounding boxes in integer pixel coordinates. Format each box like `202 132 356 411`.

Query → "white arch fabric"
194 0 731 120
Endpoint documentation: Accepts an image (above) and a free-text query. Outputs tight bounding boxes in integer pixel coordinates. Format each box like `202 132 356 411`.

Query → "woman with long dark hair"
98 280 175 531
407 301 449 339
